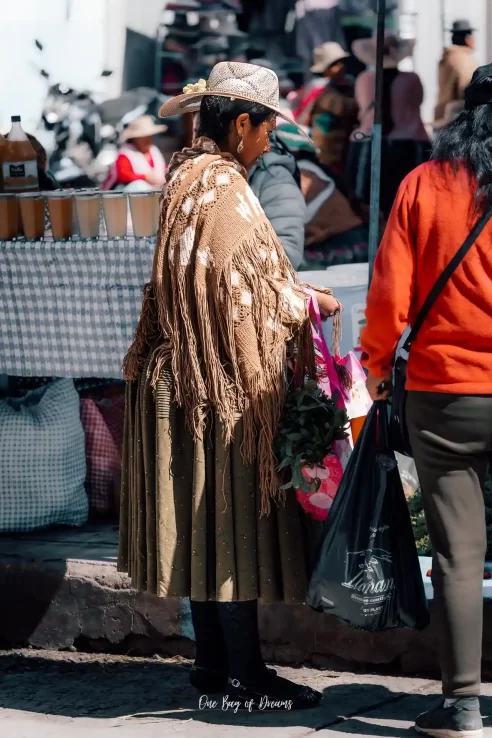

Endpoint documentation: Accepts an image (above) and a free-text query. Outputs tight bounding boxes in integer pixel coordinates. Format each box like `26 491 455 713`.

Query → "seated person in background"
276 121 371 269
305 42 359 174
27 134 60 190
102 116 167 192
248 132 306 270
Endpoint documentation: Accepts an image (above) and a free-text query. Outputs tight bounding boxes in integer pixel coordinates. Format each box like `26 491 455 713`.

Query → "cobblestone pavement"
1 649 492 737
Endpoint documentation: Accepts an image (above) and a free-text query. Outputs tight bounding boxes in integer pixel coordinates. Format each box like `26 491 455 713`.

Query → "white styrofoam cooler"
300 264 369 359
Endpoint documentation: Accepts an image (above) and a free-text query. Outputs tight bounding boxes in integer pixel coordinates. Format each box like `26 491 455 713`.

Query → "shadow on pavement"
316 694 492 737
1 652 491 732
0 561 66 648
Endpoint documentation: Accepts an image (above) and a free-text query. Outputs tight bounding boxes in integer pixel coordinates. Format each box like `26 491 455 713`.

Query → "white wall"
399 0 491 124
0 0 107 133
0 0 168 136
125 0 163 37
104 0 128 98
103 0 164 99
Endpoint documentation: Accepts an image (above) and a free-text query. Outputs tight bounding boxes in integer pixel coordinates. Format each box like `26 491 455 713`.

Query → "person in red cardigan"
102 116 167 191
361 65 492 738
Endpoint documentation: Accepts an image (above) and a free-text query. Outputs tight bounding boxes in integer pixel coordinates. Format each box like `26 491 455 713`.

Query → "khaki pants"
407 392 491 697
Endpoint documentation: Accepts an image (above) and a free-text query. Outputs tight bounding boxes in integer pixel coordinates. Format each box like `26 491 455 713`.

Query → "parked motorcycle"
35 40 171 186
35 39 112 185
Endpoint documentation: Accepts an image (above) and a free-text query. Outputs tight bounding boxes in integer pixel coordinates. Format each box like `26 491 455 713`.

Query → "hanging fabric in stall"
259 0 296 33
338 0 397 14
338 0 376 11
247 0 296 62
295 0 346 68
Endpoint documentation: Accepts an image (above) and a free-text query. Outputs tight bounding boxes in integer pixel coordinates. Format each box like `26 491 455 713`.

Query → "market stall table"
0 241 370 380
0 238 154 379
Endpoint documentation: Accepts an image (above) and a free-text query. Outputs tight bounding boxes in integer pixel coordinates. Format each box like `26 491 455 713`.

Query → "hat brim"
447 25 475 32
158 90 314 141
352 36 415 67
310 52 349 74
120 124 168 143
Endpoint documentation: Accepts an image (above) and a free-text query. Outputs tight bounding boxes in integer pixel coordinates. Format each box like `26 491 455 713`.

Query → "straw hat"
157 61 308 137
352 34 415 70
120 115 167 143
249 59 295 93
310 42 349 74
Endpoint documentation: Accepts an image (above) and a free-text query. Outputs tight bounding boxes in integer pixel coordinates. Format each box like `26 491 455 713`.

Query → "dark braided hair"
198 96 275 146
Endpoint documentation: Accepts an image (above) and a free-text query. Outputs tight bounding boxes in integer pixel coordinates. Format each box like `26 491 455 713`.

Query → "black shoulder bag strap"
391 207 492 456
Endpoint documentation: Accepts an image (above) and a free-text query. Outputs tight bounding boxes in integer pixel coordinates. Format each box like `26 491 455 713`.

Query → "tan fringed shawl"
124 138 334 514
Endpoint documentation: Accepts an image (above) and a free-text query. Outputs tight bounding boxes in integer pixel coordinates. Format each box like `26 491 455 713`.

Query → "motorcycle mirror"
35 39 43 51
101 69 113 77
40 69 50 79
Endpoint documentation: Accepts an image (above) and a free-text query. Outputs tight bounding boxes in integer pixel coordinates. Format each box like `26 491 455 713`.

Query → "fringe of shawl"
224 225 318 515
123 282 160 381
122 150 329 516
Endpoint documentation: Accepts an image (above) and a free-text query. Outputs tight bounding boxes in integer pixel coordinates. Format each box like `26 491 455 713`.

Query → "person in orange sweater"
361 65 492 738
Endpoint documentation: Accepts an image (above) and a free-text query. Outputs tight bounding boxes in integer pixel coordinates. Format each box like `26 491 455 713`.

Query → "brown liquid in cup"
0 134 6 192
47 195 73 240
0 195 19 239
19 196 45 239
151 191 160 234
129 193 157 238
102 195 128 238
75 195 100 238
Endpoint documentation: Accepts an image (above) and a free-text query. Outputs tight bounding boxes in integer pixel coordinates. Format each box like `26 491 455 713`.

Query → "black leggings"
190 599 266 683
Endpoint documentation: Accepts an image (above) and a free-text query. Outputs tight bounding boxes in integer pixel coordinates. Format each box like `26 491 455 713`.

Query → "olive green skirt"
117 351 322 603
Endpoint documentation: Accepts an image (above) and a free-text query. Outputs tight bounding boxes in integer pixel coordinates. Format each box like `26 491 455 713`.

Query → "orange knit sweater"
361 161 492 394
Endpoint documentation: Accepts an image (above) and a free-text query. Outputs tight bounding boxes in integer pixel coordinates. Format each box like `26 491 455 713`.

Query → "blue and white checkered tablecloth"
0 238 154 378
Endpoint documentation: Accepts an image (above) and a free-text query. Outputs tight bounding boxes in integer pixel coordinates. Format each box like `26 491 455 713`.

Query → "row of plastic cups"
0 189 161 241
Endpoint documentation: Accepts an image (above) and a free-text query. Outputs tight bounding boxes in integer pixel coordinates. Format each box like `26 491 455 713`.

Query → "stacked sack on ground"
0 379 124 532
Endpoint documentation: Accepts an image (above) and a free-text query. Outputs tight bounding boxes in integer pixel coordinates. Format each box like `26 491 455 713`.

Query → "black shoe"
189 665 228 693
415 698 483 738
228 670 322 711
190 664 278 694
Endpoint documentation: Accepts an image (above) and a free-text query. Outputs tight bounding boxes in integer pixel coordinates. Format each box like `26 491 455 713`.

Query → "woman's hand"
366 372 392 401
315 292 340 320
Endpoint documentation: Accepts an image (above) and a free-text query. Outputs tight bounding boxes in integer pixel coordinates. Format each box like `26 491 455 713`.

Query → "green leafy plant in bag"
275 379 349 494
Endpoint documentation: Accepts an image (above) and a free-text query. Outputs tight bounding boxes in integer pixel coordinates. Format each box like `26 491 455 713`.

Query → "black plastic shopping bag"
307 401 429 632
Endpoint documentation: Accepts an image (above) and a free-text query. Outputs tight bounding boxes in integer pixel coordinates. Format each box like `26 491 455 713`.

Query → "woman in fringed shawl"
118 62 341 709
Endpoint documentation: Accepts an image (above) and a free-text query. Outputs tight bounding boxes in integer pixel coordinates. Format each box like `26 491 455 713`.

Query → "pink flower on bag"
297 454 344 521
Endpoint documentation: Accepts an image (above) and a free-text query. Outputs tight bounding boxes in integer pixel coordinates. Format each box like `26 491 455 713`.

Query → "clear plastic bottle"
2 116 39 194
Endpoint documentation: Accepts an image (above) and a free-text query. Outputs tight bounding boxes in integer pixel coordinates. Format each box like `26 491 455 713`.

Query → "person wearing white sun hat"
352 34 427 140
304 41 358 173
347 34 430 218
119 61 341 710
102 115 167 192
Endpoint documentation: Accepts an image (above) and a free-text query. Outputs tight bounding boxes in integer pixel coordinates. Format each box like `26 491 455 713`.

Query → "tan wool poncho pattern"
124 137 338 514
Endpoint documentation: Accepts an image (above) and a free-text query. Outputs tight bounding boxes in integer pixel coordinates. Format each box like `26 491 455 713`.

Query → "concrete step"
0 523 489 678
